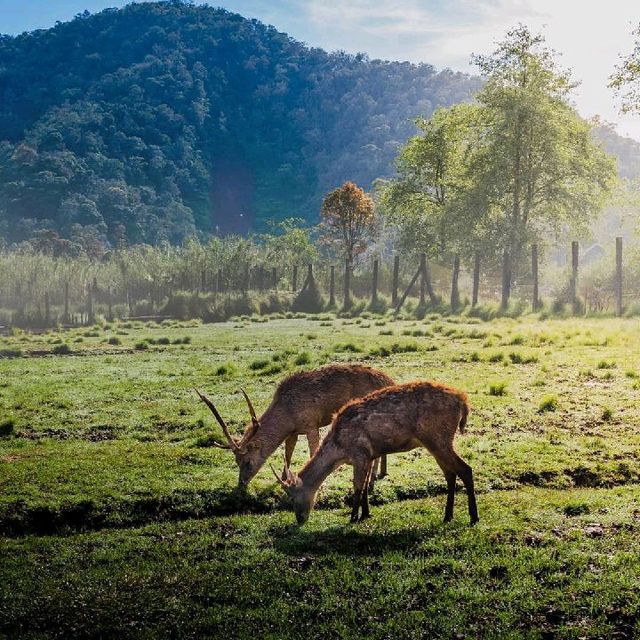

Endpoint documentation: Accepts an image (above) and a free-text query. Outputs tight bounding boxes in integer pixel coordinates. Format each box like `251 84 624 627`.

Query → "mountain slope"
0 1 482 246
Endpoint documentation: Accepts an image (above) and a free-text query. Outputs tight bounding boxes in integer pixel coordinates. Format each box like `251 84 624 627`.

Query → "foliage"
319 182 375 267
610 23 640 114
381 104 482 260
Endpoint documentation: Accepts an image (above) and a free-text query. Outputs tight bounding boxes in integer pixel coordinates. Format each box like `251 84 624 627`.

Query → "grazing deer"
273 380 478 525
195 364 394 487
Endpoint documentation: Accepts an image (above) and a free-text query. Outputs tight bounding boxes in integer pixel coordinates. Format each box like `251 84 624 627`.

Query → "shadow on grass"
269 519 444 556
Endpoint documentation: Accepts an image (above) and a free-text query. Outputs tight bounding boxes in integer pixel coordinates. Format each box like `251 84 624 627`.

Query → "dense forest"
0 0 482 247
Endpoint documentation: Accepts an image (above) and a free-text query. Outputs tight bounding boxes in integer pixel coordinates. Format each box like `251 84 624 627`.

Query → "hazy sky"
2 0 640 139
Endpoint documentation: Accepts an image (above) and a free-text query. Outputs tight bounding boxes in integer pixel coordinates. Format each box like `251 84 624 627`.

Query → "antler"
270 463 290 489
240 387 259 425
194 388 239 451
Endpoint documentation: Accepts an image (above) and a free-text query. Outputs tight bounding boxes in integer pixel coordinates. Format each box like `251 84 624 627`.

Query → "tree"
381 104 482 259
610 24 640 113
471 26 616 308
320 181 375 308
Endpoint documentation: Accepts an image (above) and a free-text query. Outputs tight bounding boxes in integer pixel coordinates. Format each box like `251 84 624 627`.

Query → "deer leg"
360 461 375 520
350 461 369 523
369 457 379 490
282 434 298 479
450 452 478 525
306 429 320 457
443 470 457 522
379 454 388 479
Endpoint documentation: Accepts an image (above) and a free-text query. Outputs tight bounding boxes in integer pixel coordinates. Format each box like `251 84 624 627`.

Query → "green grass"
1 315 640 637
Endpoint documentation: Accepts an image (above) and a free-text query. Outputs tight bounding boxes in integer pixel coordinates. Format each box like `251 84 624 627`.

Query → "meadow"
1 311 639 638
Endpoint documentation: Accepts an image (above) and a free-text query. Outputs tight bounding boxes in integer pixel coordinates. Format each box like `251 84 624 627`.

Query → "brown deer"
273 380 478 525
195 364 394 487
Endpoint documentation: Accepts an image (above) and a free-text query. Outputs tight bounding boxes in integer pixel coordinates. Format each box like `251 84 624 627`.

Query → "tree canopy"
383 26 617 306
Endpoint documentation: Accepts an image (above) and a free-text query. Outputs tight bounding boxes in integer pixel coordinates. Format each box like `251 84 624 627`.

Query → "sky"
2 0 640 140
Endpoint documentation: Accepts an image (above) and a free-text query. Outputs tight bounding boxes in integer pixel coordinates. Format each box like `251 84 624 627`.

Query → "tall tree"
472 26 616 307
320 181 375 308
380 104 481 259
320 181 375 269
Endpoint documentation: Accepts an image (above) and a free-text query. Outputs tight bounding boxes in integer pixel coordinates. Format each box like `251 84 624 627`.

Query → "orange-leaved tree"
320 181 375 308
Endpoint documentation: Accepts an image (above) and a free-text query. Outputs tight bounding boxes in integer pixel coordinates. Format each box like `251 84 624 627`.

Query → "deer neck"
248 408 295 460
298 437 345 494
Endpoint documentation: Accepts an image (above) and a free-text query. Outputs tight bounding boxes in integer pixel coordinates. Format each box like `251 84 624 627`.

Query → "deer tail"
458 402 469 434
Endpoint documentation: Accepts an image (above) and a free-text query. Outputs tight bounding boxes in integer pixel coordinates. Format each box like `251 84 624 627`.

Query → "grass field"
1 312 640 638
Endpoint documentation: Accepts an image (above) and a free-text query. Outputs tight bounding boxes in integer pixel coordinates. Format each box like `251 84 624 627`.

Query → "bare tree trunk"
391 255 400 307
343 258 352 310
472 252 480 307
371 259 379 306
570 241 579 314
450 255 460 311
329 266 336 307
501 249 511 310
616 237 623 317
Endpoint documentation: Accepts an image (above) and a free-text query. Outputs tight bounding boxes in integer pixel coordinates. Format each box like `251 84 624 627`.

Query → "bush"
134 341 149 351
249 358 270 370
107 336 121 345
538 395 558 412
489 382 507 396
294 351 312 365
52 343 72 355
0 418 15 437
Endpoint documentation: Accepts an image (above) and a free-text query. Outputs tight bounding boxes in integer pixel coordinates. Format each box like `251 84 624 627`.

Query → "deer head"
194 388 265 486
271 463 314 525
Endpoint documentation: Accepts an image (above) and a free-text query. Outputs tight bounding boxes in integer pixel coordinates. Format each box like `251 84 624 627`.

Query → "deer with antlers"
273 380 478 525
195 364 394 487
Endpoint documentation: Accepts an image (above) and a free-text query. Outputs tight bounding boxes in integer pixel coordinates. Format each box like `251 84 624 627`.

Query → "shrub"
0 418 15 437
107 336 121 345
215 362 236 376
156 337 171 345
601 407 613 421
294 352 312 365
538 395 558 412
52 343 72 355
334 343 362 353
134 341 149 351
489 382 507 396
249 358 270 370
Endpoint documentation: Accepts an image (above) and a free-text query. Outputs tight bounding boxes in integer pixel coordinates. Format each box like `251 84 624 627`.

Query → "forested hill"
0 0 482 247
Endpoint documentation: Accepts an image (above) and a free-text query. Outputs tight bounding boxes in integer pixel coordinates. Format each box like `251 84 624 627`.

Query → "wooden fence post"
292 265 298 292
243 264 250 294
501 249 511 310
472 252 481 308
329 266 336 307
87 284 94 325
419 253 427 307
371 259 379 305
391 255 400 307
531 244 539 311
64 281 70 323
450 255 460 311
272 267 277 291
570 241 579 314
616 236 623 317
343 259 352 310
